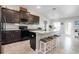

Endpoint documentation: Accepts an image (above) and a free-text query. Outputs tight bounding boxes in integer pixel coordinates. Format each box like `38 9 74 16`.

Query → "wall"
58 17 79 38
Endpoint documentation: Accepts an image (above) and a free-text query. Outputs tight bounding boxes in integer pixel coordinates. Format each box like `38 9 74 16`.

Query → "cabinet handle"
32 35 34 37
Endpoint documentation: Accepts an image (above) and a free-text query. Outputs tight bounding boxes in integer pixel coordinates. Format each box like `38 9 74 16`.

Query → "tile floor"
2 40 35 54
2 35 79 54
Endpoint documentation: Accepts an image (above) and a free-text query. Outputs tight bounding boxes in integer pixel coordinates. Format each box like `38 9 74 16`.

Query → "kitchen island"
30 30 58 53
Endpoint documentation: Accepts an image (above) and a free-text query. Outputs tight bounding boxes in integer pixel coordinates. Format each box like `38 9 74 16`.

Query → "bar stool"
48 36 56 51
40 37 54 54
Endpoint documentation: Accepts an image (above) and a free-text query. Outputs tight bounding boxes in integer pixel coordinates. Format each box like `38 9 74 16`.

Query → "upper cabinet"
20 7 28 13
32 15 39 24
1 7 40 24
2 8 20 23
20 13 39 24
13 11 20 23
19 7 29 20
19 7 40 24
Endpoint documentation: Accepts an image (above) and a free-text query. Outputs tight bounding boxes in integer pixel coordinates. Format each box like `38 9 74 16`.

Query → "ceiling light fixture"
36 6 41 9
52 8 56 10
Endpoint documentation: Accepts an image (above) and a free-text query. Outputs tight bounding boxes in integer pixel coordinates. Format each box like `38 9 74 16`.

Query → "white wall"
59 18 79 38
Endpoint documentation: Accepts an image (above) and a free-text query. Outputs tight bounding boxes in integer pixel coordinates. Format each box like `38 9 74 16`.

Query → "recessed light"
36 6 41 9
52 8 56 10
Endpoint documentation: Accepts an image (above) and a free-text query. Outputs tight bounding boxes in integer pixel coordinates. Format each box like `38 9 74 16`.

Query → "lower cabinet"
2 30 21 45
0 42 1 53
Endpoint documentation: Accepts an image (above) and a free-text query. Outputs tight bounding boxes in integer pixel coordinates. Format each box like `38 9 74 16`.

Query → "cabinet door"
13 30 21 41
20 13 28 22
2 8 20 23
2 30 21 44
6 9 19 23
27 14 33 24
0 6 2 53
14 12 20 23
0 42 1 53
6 9 13 23
2 8 8 23
6 30 21 43
33 15 39 24
2 31 6 44
20 13 28 19
5 31 12 43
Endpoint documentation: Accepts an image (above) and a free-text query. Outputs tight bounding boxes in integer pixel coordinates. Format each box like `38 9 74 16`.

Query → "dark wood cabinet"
19 7 39 24
0 42 1 53
32 15 39 24
2 8 20 23
0 6 2 54
1 7 39 24
20 13 28 20
20 13 39 24
2 30 21 45
20 7 28 13
12 11 20 23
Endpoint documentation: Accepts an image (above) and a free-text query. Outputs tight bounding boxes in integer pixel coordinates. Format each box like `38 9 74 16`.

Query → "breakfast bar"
30 30 57 53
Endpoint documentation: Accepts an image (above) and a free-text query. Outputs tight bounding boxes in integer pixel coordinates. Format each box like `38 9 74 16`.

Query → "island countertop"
30 30 54 34
30 30 55 53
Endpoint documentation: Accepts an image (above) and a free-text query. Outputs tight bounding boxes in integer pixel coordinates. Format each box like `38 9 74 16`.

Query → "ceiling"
21 5 79 19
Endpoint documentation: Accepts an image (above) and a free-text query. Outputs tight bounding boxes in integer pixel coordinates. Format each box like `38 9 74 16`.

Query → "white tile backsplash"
3 23 19 30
